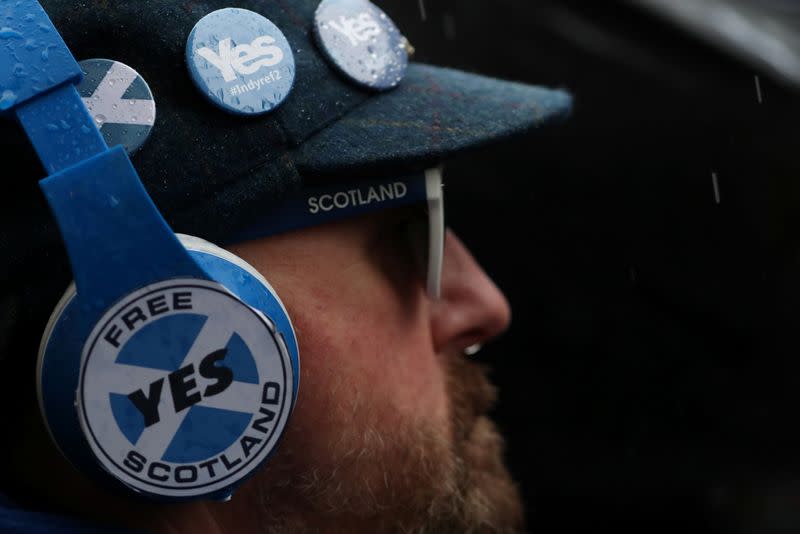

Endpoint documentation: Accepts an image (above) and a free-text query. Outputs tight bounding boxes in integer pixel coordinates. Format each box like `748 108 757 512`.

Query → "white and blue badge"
314 0 408 90
76 279 293 498
186 8 295 116
77 59 156 155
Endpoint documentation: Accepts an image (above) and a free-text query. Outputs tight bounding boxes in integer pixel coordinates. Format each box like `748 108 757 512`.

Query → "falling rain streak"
711 172 720 204
443 13 456 40
754 75 763 104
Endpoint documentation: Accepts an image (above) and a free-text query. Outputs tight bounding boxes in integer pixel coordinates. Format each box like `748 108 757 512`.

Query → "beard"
441 354 526 533
245 354 525 533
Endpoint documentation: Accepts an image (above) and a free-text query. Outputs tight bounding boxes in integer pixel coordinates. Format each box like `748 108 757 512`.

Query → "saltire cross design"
106 314 262 463
77 59 156 155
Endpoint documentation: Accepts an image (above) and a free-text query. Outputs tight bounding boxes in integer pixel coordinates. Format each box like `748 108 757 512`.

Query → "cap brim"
293 63 572 173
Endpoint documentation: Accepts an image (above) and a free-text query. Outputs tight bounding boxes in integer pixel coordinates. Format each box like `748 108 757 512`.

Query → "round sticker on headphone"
76 279 293 498
314 0 408 90
77 59 156 155
186 8 295 116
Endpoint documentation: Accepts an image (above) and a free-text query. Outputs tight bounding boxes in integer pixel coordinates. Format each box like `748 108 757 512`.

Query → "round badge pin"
77 59 156 155
186 8 296 116
76 279 293 498
314 0 408 91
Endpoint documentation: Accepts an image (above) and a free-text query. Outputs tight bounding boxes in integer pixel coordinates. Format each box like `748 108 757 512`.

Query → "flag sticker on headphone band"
314 0 408 90
76 279 293 498
186 8 295 116
77 59 156 155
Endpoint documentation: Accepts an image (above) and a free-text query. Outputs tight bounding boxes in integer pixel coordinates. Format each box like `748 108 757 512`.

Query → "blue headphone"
2 0 440 502
2 1 299 501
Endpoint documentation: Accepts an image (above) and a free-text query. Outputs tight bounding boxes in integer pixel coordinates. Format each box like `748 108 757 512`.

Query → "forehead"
225 199 429 262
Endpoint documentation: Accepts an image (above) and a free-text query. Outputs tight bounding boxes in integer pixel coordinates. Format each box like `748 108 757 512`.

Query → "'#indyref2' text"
229 70 283 97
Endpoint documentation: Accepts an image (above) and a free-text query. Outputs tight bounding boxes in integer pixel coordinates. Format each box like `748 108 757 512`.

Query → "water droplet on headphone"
0 27 23 39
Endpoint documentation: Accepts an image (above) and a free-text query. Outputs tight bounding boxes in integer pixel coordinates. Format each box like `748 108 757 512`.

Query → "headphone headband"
5 0 299 501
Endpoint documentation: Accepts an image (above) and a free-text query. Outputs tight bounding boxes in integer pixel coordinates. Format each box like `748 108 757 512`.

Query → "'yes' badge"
314 0 408 91
186 8 295 116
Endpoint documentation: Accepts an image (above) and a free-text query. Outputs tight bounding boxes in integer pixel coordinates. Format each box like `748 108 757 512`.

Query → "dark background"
382 1 800 532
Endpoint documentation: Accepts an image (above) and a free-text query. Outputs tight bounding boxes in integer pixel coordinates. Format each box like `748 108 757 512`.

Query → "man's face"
22 206 521 532
217 207 522 532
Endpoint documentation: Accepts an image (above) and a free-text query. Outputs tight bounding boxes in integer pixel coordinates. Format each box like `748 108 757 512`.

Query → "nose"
430 230 512 354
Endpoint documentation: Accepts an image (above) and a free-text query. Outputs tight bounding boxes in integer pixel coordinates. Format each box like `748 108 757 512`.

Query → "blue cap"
0 0 572 283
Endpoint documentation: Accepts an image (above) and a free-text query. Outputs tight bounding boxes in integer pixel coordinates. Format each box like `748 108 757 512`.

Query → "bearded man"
0 0 571 532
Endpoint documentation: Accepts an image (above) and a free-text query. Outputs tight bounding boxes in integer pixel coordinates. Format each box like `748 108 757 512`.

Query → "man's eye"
398 214 429 281
373 209 430 291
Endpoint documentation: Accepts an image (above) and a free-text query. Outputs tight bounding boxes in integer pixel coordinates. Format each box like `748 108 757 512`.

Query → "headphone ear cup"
37 234 299 498
174 234 299 402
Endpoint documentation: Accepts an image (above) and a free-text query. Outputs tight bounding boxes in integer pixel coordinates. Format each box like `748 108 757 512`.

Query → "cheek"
279 276 450 454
